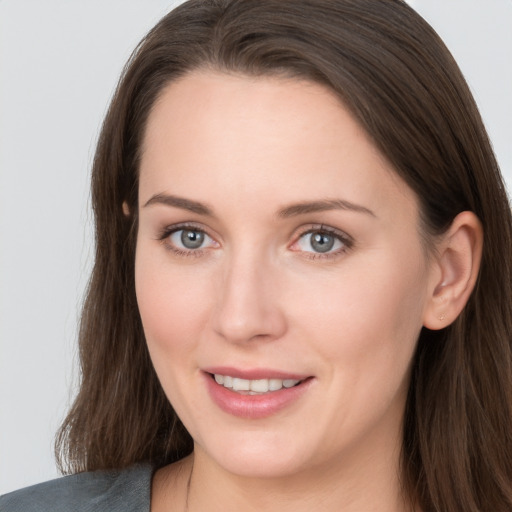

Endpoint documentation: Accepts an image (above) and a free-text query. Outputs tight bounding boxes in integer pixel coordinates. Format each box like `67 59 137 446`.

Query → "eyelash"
292 224 353 261
157 223 214 258
157 223 353 260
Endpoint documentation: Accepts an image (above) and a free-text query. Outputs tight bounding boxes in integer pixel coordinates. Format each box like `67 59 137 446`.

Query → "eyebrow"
143 193 214 216
143 193 375 219
277 199 375 218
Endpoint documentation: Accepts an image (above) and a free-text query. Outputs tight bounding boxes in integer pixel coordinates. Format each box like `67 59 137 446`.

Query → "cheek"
135 248 211 362
293 252 428 444
289 249 428 380
135 249 217 430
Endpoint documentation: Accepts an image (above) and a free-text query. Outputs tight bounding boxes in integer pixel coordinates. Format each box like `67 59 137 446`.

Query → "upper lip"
203 366 311 381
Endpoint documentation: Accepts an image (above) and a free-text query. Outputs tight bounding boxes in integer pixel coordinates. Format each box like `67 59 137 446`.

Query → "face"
135 71 436 479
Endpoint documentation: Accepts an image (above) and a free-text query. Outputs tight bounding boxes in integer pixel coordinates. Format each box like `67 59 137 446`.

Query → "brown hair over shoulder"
55 1 512 510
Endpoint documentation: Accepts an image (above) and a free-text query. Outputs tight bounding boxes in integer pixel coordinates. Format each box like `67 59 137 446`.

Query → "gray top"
0 464 153 512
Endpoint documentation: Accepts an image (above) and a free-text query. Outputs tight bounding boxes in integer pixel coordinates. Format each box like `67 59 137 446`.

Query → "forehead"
139 70 417 222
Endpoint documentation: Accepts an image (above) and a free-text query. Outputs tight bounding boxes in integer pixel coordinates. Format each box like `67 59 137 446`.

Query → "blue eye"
176 229 205 249
296 229 348 255
165 227 215 252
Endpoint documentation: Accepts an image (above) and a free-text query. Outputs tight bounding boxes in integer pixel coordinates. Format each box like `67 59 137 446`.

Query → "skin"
135 71 482 512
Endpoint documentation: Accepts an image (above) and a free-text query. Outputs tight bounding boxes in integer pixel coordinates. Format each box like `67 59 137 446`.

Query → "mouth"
202 367 313 418
210 373 304 395
202 368 313 418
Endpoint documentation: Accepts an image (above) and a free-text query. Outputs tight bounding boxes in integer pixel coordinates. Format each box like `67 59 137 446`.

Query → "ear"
122 201 130 216
423 211 483 330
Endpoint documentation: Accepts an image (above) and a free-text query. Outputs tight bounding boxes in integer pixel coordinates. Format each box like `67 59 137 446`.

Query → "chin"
195 432 314 479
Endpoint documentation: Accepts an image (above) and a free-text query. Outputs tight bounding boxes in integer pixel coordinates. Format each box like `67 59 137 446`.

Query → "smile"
213 374 302 394
204 370 313 419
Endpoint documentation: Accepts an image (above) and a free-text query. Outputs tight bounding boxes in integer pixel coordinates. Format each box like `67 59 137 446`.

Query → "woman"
2 0 511 511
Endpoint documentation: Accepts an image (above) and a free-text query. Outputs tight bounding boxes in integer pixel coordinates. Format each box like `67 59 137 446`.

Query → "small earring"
438 312 446 321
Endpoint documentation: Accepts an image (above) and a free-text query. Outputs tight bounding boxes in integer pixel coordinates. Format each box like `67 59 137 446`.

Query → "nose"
211 250 287 344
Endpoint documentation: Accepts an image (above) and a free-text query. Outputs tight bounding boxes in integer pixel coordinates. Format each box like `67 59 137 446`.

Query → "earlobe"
423 211 483 330
122 201 130 216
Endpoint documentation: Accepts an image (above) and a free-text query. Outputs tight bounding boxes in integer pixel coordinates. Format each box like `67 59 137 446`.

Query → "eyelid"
289 224 354 259
157 222 219 255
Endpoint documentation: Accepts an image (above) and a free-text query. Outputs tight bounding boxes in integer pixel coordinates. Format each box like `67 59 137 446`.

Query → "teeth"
232 378 250 391
269 379 282 391
213 374 301 393
250 379 269 393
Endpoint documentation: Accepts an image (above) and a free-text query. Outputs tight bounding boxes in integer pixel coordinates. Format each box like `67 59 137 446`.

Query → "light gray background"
1 0 511 494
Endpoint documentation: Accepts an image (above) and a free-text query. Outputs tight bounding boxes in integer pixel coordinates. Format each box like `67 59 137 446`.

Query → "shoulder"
0 464 153 512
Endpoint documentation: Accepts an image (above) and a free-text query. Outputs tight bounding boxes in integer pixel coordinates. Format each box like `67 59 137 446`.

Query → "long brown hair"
55 1 512 510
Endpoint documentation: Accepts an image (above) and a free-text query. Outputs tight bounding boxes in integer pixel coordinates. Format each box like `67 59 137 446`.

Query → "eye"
291 226 352 258
171 228 209 250
299 231 339 253
159 225 218 255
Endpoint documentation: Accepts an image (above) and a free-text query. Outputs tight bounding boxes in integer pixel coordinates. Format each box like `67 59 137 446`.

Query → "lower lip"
204 373 313 419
